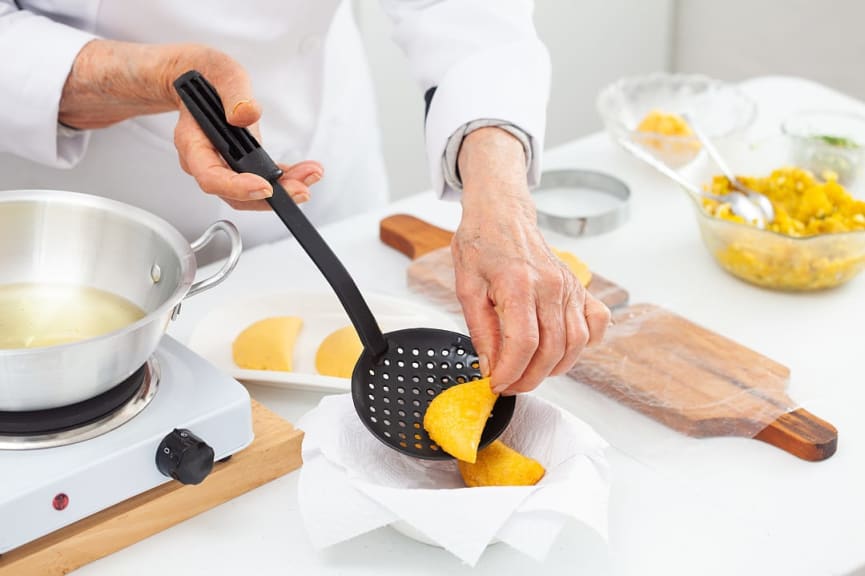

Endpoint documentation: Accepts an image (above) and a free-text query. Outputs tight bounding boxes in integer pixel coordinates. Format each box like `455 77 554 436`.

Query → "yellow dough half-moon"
457 440 545 487
551 248 592 287
232 316 303 371
315 325 363 378
423 378 498 463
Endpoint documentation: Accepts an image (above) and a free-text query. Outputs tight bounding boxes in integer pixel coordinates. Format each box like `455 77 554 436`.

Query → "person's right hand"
452 128 610 396
60 40 322 210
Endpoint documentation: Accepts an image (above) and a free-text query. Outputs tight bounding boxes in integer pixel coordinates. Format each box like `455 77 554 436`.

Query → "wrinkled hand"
166 45 322 210
454 128 610 395
60 40 322 210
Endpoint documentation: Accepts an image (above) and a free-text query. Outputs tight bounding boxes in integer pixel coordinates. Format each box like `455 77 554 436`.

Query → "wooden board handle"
380 214 454 260
755 408 838 461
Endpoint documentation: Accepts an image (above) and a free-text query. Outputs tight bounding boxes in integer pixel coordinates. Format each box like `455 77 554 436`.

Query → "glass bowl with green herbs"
782 110 865 192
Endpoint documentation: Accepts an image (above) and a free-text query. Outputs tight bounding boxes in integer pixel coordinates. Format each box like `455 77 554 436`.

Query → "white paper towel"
297 393 610 566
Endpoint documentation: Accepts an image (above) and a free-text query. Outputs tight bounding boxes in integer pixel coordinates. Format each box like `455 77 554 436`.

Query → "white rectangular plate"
187 291 462 393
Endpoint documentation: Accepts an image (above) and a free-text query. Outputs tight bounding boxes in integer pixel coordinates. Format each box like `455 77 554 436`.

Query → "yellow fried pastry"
551 248 592 287
232 316 303 371
315 325 363 378
458 440 546 487
423 378 498 463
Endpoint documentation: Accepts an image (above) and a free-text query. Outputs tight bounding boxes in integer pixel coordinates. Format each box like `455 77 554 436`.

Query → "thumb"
584 294 612 347
208 62 261 128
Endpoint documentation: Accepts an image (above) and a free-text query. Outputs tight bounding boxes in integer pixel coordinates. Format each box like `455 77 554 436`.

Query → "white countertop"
78 76 865 576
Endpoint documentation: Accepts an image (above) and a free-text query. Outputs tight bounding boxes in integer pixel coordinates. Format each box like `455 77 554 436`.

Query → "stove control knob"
156 428 215 485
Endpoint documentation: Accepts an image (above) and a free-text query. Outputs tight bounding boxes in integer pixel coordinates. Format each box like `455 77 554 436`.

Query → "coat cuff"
441 119 533 194
424 38 550 201
0 11 95 167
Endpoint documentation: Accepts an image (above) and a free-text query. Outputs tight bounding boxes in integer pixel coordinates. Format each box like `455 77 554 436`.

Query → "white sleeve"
0 2 95 167
380 0 551 199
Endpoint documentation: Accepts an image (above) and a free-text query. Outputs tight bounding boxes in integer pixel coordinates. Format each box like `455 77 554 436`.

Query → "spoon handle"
683 113 738 183
684 114 775 222
617 137 704 199
174 70 389 358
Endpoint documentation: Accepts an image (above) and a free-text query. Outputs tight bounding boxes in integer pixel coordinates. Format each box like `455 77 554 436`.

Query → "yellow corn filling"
704 167 865 235
635 110 701 160
637 110 694 138
699 167 865 290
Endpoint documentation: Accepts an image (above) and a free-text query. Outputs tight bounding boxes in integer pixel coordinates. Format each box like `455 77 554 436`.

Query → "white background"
353 0 865 198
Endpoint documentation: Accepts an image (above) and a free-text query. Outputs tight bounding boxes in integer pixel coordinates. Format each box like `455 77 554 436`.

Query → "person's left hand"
452 127 611 395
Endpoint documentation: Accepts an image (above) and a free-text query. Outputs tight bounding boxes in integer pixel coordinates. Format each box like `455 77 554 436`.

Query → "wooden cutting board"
0 401 303 576
380 214 630 309
570 304 836 461
380 214 837 461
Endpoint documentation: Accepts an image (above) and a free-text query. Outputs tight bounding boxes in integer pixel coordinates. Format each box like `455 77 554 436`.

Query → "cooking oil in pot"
0 283 145 349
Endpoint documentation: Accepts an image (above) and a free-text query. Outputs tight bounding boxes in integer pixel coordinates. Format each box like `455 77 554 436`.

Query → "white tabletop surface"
76 76 865 576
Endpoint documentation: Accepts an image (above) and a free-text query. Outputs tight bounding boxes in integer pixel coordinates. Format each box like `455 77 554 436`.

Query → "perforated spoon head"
351 328 516 459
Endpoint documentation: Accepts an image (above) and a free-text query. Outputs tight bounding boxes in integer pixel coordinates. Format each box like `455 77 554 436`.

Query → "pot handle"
186 220 243 299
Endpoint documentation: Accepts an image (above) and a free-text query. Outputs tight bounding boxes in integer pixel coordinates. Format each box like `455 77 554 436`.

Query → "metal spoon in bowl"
618 137 767 227
683 113 776 224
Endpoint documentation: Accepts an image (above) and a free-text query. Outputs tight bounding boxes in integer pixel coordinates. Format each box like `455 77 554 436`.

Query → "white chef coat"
0 0 550 250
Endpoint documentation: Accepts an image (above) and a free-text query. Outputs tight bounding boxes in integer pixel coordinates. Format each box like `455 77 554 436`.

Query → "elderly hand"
453 127 611 395
59 39 321 209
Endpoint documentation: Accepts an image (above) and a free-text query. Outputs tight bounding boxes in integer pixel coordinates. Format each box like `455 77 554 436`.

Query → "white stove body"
0 336 254 554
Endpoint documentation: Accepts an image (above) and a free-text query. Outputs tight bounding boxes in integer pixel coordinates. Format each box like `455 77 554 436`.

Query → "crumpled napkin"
297 393 610 566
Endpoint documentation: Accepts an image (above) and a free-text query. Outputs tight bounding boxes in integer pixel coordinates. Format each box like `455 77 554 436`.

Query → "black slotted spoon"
174 71 515 459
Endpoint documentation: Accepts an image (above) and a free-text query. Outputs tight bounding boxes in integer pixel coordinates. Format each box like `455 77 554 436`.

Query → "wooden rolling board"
569 304 837 461
380 214 630 309
0 400 303 576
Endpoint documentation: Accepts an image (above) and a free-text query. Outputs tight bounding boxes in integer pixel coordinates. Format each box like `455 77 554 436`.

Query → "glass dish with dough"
597 73 756 168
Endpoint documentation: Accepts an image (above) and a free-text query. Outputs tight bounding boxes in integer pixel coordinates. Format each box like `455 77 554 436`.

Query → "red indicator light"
52 493 69 511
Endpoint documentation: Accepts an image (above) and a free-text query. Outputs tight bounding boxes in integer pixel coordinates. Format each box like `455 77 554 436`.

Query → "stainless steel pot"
0 190 241 411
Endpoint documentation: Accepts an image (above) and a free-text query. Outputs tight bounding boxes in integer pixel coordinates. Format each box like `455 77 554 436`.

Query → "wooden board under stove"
0 401 303 576
380 214 630 309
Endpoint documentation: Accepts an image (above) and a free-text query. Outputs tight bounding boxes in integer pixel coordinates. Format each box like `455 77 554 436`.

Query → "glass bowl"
597 73 757 168
782 110 865 192
680 140 865 291
693 210 865 291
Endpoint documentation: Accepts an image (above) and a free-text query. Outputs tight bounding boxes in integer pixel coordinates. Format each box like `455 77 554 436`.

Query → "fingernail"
303 172 322 186
248 188 272 200
479 354 490 377
232 99 251 116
